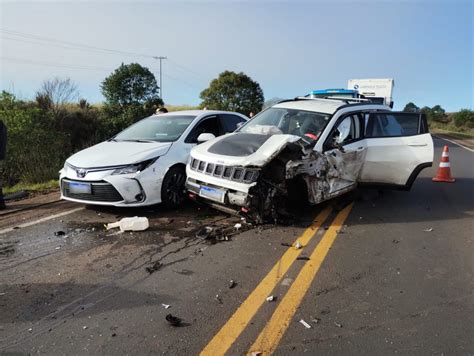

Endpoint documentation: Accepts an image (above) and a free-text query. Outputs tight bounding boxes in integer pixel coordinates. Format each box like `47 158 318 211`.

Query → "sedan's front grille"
62 179 123 202
190 158 259 183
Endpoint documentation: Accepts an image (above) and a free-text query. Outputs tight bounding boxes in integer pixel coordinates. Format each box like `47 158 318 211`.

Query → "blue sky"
1 0 472 111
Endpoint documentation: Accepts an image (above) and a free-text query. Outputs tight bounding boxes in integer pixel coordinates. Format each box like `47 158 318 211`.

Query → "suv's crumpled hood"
67 141 172 168
191 133 301 167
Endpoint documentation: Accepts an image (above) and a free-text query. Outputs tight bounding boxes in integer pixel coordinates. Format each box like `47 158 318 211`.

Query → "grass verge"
4 179 59 195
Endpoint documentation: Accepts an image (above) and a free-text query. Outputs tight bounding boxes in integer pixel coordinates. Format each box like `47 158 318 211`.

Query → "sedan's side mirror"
197 133 216 143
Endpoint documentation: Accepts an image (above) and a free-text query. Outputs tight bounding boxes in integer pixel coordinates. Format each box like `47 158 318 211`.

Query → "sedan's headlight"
111 157 158 175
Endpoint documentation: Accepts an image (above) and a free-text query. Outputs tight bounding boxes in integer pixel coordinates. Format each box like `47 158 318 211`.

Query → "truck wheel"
161 166 186 208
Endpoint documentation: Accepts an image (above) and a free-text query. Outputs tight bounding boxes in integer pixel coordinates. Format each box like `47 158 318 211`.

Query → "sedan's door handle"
408 143 428 147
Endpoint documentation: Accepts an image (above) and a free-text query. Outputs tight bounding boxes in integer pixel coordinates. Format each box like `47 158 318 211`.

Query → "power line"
1 56 201 93
0 29 160 59
1 28 203 78
1 56 111 71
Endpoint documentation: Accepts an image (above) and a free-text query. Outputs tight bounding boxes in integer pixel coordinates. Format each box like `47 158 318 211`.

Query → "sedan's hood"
191 133 301 167
67 141 172 168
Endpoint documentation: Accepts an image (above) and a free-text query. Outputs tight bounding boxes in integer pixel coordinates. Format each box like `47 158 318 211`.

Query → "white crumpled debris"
106 217 149 232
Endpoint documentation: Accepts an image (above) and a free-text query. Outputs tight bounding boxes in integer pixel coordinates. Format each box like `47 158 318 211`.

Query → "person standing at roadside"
0 119 7 209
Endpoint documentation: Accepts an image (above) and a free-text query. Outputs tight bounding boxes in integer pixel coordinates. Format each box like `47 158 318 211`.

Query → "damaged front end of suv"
185 104 340 223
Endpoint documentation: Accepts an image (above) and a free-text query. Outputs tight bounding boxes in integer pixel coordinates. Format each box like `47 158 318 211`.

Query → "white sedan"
60 110 248 207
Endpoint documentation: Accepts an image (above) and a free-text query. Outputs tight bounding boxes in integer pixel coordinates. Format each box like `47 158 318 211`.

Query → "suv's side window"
365 113 421 137
330 114 362 146
185 116 222 143
220 114 246 133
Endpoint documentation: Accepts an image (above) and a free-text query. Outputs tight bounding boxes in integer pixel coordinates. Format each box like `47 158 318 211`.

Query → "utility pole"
154 56 167 99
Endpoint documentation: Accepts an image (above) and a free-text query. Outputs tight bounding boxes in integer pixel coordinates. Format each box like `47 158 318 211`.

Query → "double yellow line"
201 203 353 355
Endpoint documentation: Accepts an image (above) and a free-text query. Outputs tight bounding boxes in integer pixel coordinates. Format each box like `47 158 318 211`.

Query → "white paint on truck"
348 78 394 106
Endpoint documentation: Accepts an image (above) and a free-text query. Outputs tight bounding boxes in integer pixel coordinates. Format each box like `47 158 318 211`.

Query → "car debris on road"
299 319 312 329
228 280 237 289
266 295 276 302
106 217 149 232
145 261 162 274
165 314 182 327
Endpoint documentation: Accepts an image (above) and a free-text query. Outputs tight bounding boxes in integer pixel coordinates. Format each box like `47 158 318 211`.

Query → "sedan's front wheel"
161 166 186 208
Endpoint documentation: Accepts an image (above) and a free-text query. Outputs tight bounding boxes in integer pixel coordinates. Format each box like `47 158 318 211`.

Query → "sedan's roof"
273 98 371 114
158 110 246 117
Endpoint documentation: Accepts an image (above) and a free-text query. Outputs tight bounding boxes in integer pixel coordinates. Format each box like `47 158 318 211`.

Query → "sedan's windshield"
114 115 196 142
240 108 331 140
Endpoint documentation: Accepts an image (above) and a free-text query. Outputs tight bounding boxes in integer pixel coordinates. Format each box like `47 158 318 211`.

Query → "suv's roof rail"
277 95 379 106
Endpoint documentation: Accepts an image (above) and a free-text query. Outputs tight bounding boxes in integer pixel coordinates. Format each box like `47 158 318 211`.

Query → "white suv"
185 98 433 221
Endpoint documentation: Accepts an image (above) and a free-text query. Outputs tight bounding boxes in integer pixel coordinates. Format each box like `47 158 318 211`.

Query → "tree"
452 109 474 128
403 102 419 113
101 63 162 108
200 71 264 115
421 105 446 123
36 77 79 116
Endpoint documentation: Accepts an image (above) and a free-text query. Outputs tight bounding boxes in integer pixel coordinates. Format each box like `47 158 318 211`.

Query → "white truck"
348 78 394 107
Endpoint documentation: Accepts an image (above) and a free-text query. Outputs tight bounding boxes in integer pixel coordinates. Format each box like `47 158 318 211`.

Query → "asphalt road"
0 137 472 355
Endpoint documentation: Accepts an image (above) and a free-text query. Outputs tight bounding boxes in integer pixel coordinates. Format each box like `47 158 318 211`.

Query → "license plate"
69 182 92 194
199 185 225 203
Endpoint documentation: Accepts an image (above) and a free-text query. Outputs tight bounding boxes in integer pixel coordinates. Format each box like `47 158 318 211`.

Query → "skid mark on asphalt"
0 207 85 235
248 204 353 355
200 206 332 356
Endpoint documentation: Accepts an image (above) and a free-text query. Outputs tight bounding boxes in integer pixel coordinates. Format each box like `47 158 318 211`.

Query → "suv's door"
359 112 433 188
322 113 367 198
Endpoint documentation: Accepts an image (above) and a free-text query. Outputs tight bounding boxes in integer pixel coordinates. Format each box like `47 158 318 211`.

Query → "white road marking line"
434 135 474 153
0 207 85 235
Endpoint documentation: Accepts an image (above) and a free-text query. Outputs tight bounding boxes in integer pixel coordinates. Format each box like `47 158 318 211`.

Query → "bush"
452 109 474 129
0 92 68 185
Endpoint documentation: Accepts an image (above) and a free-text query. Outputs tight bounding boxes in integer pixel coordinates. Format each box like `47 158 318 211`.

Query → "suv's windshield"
240 108 331 140
114 115 196 142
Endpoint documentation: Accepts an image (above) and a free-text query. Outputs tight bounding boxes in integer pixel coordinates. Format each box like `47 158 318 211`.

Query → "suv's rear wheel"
161 166 186 208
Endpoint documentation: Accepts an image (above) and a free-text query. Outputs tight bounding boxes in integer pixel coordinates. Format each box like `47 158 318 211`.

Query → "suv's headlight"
111 157 158 175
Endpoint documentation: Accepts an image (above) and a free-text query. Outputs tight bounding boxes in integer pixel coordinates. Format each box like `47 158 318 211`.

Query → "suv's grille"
62 179 124 202
190 159 259 183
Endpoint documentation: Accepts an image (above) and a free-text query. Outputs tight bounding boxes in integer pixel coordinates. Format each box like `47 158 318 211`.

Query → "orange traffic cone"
432 145 455 183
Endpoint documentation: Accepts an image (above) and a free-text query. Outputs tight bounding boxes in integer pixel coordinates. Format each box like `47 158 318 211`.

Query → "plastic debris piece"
83 326 88 330
294 241 302 250
54 231 66 236
423 228 433 232
266 295 276 302
145 261 162 274
196 226 214 239
334 321 343 328
215 294 223 304
311 317 321 324
297 256 310 261
251 352 262 356
106 217 149 232
281 242 292 247
299 319 312 329
234 223 242 230
229 280 236 289
55 246 61 250
165 314 181 327
161 303 170 309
